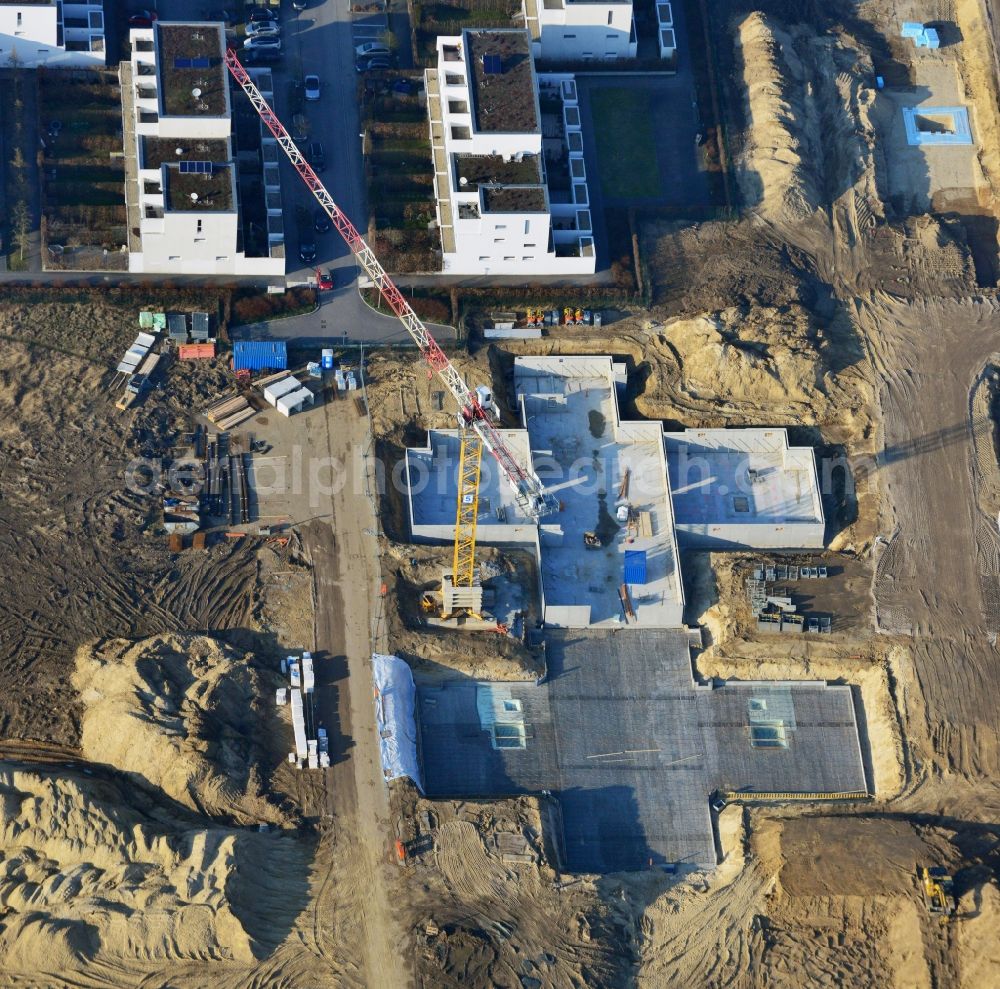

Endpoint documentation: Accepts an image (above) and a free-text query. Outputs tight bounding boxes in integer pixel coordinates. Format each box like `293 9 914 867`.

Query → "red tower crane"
224 49 554 523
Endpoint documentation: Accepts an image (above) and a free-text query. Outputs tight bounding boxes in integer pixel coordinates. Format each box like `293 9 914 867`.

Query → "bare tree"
11 200 30 263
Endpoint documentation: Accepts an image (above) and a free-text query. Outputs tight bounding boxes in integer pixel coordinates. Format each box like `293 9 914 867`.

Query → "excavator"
919 866 956 921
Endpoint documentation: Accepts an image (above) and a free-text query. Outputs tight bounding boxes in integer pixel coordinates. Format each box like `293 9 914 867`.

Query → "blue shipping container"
233 340 288 372
623 550 647 585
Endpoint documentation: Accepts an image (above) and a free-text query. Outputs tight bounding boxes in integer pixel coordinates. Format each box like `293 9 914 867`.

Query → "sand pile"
0 766 307 970
634 304 872 443
735 12 823 221
958 881 1000 988
734 13 875 226
73 633 285 825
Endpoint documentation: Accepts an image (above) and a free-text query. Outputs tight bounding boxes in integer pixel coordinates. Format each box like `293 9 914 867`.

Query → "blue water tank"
233 340 288 372
623 550 647 585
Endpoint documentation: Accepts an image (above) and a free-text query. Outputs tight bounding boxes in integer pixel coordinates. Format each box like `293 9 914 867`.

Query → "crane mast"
224 50 554 521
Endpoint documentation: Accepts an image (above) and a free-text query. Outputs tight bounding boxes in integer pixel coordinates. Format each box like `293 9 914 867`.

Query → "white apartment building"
0 0 105 67
124 21 285 276
425 28 595 275
523 0 636 62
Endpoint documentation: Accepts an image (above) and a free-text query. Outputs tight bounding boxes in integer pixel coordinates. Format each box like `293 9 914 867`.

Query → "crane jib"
223 49 553 518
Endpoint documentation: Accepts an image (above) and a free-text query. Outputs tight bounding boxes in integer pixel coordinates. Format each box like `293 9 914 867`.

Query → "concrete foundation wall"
674 521 825 550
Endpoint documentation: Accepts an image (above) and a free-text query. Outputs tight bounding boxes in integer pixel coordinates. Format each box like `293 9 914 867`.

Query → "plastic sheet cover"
372 653 424 792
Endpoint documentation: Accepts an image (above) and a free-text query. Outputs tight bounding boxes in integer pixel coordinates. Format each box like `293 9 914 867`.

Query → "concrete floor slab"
417 628 868 873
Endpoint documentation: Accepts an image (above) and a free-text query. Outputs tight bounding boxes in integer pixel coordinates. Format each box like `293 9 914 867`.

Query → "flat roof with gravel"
466 29 539 134
157 23 227 118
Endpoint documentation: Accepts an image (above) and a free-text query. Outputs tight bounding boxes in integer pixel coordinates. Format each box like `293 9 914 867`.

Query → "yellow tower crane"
452 430 483 593
225 50 556 625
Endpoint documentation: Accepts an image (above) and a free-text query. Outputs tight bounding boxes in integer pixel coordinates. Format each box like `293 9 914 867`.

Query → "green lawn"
589 87 662 200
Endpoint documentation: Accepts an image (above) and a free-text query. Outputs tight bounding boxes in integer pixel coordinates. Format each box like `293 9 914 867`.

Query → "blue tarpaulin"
623 549 647 584
233 340 288 372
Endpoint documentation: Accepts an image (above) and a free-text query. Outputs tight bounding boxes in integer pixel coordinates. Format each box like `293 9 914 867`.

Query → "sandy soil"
0 306 261 747
2 1 1000 986
73 633 289 825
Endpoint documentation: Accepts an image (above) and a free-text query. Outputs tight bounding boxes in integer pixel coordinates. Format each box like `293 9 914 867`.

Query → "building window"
503 256 515 261
521 256 533 261
479 256 489 261
582 52 593 59
17 12 22 25
523 220 530 234
494 237 504 243
607 34 616 39
524 243 536 248
607 11 613 24
196 219 203 233
168 255 181 261
563 33 576 39
495 224 507 230
215 256 228 261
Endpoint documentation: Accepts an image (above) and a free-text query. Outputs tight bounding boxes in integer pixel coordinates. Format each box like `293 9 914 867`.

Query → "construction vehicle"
225 50 555 620
919 867 956 920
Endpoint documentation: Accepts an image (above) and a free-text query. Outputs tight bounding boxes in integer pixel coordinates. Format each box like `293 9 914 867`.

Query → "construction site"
1 0 1000 987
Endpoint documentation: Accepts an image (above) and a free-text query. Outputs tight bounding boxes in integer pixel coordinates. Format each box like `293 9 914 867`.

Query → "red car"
128 10 158 27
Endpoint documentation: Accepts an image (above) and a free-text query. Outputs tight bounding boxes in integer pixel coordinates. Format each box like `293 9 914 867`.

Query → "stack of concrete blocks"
657 3 676 59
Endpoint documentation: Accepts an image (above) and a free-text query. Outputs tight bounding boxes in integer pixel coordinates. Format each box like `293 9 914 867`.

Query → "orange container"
178 343 216 360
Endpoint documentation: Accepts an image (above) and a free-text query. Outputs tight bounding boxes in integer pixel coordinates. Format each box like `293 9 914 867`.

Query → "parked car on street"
244 34 282 50
313 208 331 233
128 10 157 26
356 55 391 72
243 47 282 63
303 74 321 100
247 6 279 22
355 41 389 57
245 20 280 37
307 140 326 171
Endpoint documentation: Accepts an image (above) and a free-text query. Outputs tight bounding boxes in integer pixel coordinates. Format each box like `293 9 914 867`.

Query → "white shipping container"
307 738 319 770
288 659 301 688
275 687 287 706
290 689 308 758
264 375 299 406
302 654 315 694
319 751 330 768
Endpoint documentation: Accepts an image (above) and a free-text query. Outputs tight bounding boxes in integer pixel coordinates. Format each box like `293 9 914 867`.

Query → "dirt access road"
862 295 1000 783
300 401 411 988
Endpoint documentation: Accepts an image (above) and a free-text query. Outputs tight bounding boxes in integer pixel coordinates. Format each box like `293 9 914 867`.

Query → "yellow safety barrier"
721 790 870 802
